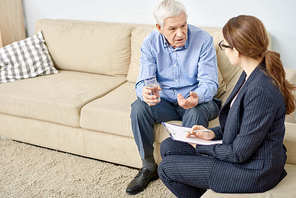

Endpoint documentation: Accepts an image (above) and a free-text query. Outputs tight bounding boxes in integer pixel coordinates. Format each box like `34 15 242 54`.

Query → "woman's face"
220 40 240 66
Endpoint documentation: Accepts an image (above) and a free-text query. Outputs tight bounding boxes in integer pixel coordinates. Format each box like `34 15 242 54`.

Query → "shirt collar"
161 24 191 50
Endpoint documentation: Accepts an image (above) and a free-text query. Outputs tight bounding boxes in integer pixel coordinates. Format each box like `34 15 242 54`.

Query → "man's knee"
182 103 214 127
185 107 205 118
131 99 150 120
195 101 220 120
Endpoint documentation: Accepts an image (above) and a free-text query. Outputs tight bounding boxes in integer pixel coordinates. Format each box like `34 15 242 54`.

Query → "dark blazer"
197 64 287 193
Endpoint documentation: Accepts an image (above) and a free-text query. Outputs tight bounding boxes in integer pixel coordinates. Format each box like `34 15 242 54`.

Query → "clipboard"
162 122 222 145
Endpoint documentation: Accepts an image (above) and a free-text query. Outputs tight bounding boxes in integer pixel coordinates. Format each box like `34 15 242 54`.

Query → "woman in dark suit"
158 15 296 197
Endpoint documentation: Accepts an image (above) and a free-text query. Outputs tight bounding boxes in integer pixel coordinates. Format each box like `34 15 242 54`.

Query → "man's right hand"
142 86 161 106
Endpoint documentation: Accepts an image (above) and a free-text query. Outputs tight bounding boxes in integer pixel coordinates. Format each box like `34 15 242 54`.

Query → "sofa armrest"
285 122 296 165
284 68 296 123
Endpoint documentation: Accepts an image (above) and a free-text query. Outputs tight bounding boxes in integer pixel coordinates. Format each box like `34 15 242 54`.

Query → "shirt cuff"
197 93 205 104
192 88 211 104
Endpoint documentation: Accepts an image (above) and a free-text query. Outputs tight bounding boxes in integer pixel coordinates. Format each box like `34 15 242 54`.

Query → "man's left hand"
177 91 199 109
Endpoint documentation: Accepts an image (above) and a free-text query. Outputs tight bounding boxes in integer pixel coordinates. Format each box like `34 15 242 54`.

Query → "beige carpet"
0 136 174 198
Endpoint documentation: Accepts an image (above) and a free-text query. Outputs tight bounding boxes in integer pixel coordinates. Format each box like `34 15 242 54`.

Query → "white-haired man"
126 0 220 195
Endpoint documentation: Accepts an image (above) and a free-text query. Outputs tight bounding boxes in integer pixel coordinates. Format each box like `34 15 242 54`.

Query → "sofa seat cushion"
202 164 296 198
80 82 136 137
80 82 220 140
0 70 126 127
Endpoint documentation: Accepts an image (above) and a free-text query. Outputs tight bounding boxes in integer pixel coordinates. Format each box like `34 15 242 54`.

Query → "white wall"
23 0 296 69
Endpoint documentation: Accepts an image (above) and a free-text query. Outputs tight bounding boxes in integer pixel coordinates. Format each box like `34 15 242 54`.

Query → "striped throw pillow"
0 32 58 83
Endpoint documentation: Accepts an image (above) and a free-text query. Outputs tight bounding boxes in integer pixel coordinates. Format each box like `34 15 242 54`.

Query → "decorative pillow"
0 31 58 83
127 26 227 98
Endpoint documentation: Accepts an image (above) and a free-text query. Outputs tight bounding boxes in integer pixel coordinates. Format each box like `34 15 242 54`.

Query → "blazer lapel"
229 66 263 102
223 72 246 108
218 72 246 128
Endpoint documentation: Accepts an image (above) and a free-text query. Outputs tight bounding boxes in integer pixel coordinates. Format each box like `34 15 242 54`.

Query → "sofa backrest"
35 19 133 76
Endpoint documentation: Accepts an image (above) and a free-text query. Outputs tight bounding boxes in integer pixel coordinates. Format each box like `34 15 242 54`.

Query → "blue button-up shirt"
136 24 218 104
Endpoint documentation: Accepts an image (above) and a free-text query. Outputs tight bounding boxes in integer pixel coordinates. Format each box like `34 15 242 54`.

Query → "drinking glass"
144 77 161 102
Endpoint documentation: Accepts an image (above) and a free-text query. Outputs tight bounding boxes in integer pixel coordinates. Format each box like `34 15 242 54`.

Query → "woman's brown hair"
222 15 295 114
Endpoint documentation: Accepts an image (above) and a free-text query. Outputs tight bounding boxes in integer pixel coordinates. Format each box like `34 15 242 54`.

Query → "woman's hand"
186 125 216 140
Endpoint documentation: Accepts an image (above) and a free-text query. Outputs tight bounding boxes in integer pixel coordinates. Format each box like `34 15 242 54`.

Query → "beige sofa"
0 19 295 197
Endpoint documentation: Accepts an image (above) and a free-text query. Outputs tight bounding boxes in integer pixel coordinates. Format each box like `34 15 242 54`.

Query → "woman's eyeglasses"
218 40 233 50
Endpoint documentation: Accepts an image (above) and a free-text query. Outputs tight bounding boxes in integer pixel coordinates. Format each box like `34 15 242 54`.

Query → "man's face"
157 12 188 48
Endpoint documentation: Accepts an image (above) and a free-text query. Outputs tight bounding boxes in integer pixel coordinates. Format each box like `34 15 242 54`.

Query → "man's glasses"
218 40 233 50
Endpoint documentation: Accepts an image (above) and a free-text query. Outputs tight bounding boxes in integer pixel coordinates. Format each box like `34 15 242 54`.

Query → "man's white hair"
153 0 187 27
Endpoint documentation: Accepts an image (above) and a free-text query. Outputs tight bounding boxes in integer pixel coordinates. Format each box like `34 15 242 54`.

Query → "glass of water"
144 77 161 102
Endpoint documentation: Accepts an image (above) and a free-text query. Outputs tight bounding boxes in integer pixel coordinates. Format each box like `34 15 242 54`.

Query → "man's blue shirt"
135 24 218 104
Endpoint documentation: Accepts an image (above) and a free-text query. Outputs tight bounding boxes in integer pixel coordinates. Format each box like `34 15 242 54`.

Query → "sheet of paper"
162 122 222 145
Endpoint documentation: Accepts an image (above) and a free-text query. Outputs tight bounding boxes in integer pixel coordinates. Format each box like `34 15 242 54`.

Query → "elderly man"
126 0 220 195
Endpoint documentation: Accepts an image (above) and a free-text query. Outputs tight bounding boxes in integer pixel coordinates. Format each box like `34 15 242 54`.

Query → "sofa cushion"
0 70 126 127
35 19 133 76
0 32 58 83
206 28 243 87
127 25 227 98
80 82 136 137
202 164 296 198
127 25 155 83
285 68 296 123
285 122 296 165
80 82 220 139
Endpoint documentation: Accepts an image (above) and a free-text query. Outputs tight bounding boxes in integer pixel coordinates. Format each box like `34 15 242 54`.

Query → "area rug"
0 136 174 198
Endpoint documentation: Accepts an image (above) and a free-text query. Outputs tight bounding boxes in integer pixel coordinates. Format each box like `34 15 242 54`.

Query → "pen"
186 129 211 133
